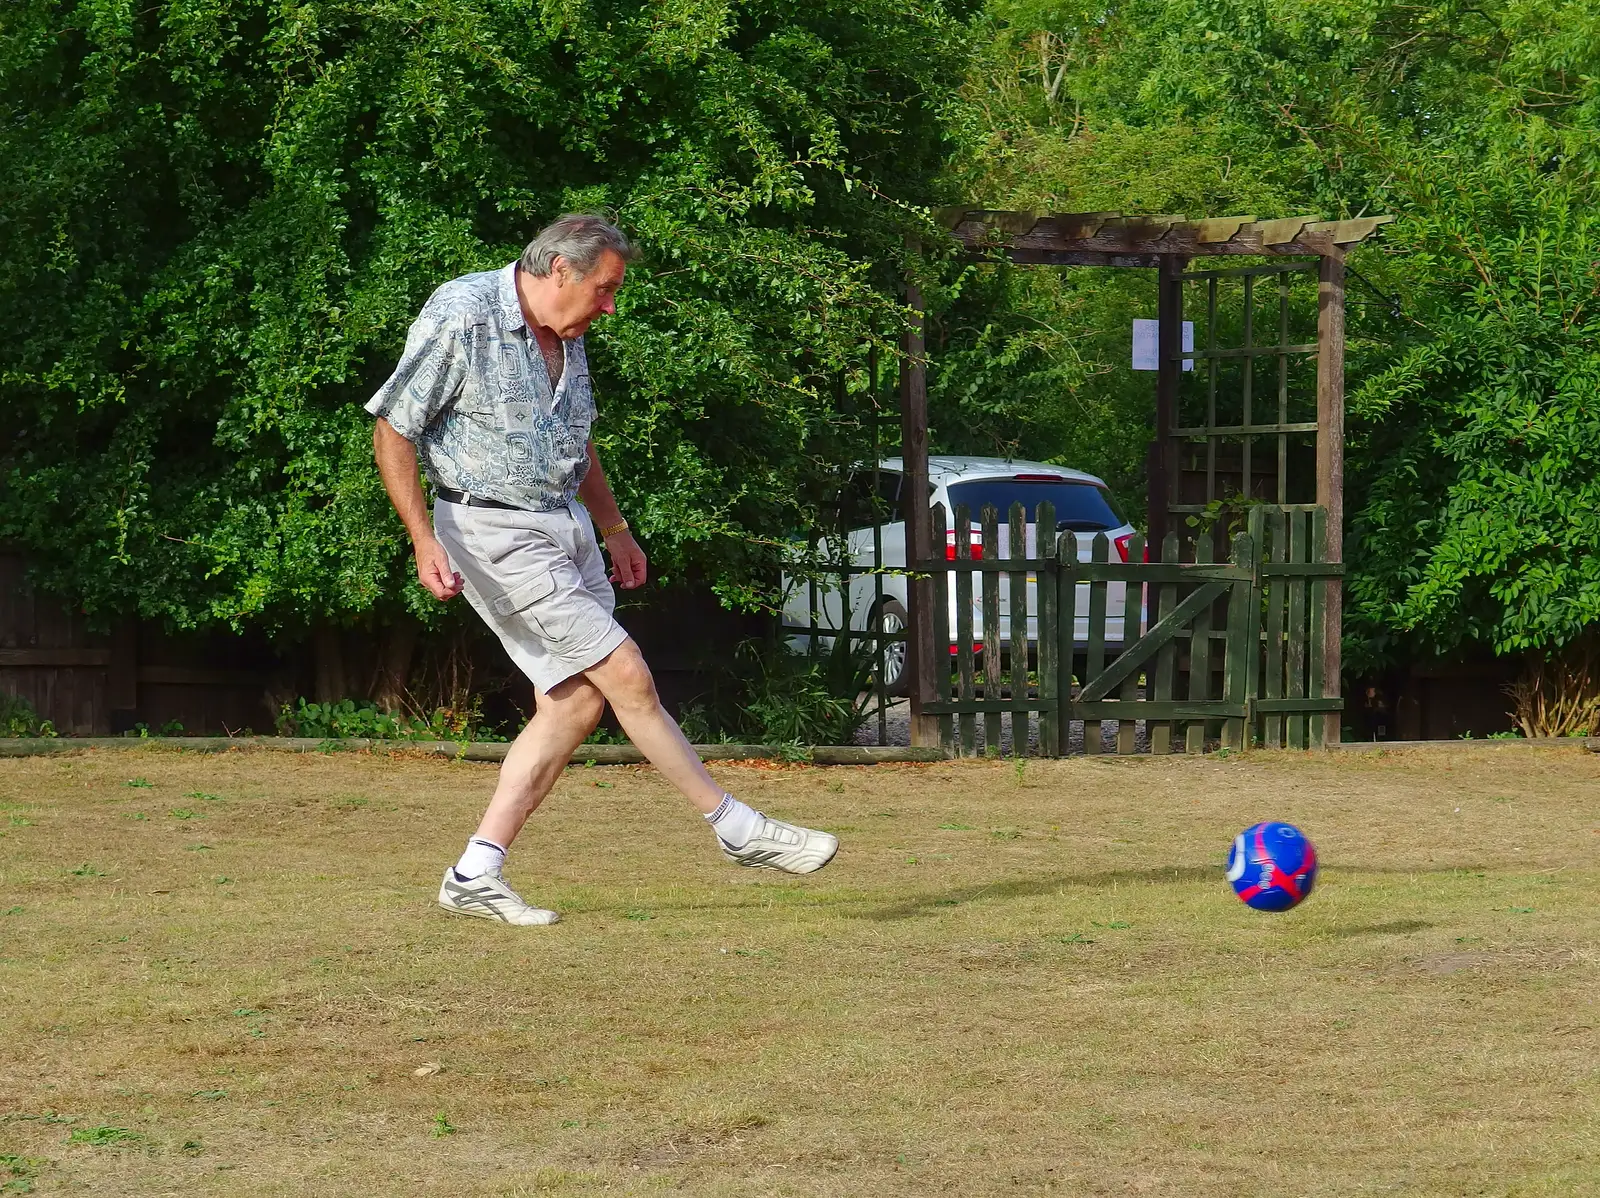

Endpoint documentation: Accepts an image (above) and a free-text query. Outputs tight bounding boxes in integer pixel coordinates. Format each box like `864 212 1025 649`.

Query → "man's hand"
605 531 648 590
415 536 464 601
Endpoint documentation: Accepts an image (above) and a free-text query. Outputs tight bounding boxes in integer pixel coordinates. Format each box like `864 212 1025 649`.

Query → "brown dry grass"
1 745 1597 1196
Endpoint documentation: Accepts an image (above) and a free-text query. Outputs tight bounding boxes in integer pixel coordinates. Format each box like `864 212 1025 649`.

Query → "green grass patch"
0 748 1594 1195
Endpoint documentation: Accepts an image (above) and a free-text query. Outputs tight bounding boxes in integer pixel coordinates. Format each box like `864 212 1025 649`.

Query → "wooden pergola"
897 210 1394 748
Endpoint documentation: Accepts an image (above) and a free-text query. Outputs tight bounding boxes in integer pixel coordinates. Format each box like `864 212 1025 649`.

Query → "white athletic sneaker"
720 817 839 875
437 868 559 926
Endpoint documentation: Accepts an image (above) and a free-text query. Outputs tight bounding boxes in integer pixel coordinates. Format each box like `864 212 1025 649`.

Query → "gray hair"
520 214 636 279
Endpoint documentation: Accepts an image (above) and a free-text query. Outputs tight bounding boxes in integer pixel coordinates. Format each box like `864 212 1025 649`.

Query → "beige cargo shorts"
433 499 628 694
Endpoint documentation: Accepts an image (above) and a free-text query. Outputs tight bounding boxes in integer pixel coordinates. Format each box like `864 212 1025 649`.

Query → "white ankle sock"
706 794 763 848
454 836 507 880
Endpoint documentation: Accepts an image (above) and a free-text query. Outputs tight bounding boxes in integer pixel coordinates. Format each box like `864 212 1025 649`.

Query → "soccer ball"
1226 821 1317 911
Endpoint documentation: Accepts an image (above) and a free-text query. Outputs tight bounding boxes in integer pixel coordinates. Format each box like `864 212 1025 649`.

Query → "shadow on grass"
1318 864 1493 875
854 865 1221 922
1320 919 1433 938
849 860 1501 923
572 861 1502 921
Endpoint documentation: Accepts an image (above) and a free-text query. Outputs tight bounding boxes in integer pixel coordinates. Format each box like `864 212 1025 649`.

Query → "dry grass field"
1 744 1597 1196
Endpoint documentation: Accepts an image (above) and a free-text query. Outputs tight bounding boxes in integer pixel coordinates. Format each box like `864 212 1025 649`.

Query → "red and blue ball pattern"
1226 822 1317 911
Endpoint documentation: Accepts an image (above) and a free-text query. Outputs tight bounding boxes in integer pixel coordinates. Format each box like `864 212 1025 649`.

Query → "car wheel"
872 599 911 698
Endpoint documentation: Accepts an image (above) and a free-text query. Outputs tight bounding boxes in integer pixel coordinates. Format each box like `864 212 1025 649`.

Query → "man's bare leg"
579 639 723 813
580 639 838 874
436 678 606 926
444 636 836 930
473 677 607 847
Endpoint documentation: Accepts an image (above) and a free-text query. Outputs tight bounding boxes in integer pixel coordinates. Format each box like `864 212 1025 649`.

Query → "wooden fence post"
1083 534 1110 755
1150 533 1181 754
1007 503 1030 757
901 265 940 749
1058 532 1079 756
1152 255 1187 546
929 503 953 754
1036 501 1059 756
1317 250 1345 746
1117 534 1146 755
1185 535 1215 753
1221 529 1255 750
954 504 977 757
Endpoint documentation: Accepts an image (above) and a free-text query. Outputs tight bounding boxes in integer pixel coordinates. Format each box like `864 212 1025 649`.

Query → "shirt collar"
496 262 528 332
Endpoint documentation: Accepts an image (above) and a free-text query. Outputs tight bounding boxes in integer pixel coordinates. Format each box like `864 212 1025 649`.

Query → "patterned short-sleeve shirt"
365 262 594 511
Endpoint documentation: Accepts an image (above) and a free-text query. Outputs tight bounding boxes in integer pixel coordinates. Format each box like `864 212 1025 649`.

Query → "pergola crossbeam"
935 209 1393 259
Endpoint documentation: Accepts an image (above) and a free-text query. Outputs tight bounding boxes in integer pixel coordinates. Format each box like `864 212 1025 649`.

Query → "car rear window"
835 470 903 529
945 478 1124 530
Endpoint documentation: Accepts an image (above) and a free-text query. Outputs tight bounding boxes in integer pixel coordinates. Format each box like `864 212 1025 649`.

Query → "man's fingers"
420 565 449 600
603 537 647 589
621 548 648 589
417 547 462 601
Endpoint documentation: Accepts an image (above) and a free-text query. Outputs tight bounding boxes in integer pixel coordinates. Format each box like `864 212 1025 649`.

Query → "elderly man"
369 214 838 926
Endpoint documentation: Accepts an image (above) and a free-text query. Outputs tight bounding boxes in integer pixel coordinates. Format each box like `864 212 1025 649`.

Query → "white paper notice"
1131 319 1194 371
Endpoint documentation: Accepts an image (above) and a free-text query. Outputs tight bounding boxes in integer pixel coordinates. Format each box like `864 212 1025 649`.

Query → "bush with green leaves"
1 694 56 739
669 634 882 746
1 0 971 640
274 697 503 742
962 0 1600 677
739 634 882 747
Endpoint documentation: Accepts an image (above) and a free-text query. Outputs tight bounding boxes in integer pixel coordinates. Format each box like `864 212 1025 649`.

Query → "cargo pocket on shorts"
490 570 581 645
491 571 557 618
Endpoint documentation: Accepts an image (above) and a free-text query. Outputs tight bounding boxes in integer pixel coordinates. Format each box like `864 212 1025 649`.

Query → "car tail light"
944 527 985 560
1111 533 1149 563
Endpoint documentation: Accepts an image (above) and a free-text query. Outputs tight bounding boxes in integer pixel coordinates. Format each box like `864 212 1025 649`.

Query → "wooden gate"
923 504 1341 755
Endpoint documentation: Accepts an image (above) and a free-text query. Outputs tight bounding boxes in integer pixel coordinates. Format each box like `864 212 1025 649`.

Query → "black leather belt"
435 488 523 511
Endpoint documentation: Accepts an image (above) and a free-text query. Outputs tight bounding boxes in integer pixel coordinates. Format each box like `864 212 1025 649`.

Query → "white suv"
781 456 1140 695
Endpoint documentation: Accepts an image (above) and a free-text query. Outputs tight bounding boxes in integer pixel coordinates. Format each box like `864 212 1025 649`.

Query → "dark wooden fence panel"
1 552 113 734
3 544 766 738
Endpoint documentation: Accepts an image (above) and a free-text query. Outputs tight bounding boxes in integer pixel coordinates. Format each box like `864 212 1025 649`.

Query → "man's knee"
596 645 659 711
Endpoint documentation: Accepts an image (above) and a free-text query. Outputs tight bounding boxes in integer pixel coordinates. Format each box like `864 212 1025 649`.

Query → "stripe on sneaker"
443 877 516 917
726 848 785 868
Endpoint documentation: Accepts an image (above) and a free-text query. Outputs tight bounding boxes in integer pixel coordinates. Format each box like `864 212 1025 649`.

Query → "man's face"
547 249 626 339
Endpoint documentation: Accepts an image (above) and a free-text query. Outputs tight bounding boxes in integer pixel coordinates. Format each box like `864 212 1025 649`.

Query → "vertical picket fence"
921 503 1340 755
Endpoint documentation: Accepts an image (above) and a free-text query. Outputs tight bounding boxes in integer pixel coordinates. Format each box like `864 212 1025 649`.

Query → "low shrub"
274 698 504 742
675 636 883 747
1 693 56 738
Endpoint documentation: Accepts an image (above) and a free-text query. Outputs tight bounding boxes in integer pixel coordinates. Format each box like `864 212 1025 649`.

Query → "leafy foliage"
0 0 970 633
273 697 504 741
0 694 57 739
11 0 1600 694
678 635 883 745
964 0 1600 668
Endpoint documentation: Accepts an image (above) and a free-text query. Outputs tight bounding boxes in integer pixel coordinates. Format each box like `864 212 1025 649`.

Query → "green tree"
953 0 1600 684
0 0 971 647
